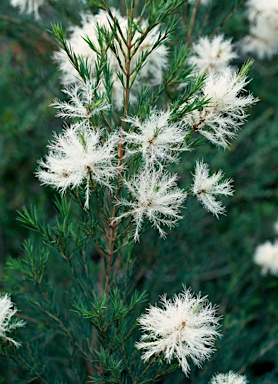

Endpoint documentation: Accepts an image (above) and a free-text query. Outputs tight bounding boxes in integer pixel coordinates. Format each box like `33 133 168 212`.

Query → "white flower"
54 9 122 87
51 80 109 122
242 19 278 59
189 35 237 74
254 240 278 276
182 68 256 148
210 371 248 384
0 294 25 348
37 126 118 208
123 110 188 166
242 0 278 59
191 160 234 218
136 287 221 376
114 169 186 241
54 9 168 110
10 0 44 19
246 0 278 26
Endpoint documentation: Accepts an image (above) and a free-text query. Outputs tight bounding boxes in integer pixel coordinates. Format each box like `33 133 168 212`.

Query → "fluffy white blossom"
51 80 109 123
123 110 188 166
182 68 256 148
10 0 44 19
242 23 278 59
191 160 234 218
54 9 168 110
189 35 236 74
37 126 118 208
242 0 278 59
254 240 278 276
0 294 25 348
210 371 248 384
136 287 221 376
114 169 186 241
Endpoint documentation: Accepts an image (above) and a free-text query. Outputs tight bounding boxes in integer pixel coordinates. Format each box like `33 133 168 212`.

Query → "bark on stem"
104 6 134 298
186 0 201 46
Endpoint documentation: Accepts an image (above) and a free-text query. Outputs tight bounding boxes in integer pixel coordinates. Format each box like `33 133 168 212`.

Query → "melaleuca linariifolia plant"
2 0 256 382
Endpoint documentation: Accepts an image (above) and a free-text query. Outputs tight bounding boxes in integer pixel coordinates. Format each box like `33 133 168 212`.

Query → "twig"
0 15 56 48
134 355 159 383
210 0 246 37
186 0 201 45
104 5 134 298
237 339 278 375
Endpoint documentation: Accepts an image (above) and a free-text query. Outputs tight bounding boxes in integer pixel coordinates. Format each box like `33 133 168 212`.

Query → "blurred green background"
0 0 277 382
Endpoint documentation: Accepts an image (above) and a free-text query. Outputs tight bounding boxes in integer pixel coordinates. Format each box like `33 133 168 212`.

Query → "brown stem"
104 5 134 298
3 345 48 384
118 343 135 381
135 0 152 26
185 2 189 29
35 282 92 362
0 15 56 48
186 0 201 46
60 249 90 300
198 266 232 281
210 0 246 37
135 355 159 383
45 0 82 25
197 11 210 38
141 365 177 384
237 339 278 375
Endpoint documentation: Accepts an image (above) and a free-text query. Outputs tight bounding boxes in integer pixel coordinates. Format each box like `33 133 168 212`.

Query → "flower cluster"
191 160 234 218
115 169 187 241
210 371 248 384
0 294 25 348
37 8 256 240
38 65 256 237
242 0 278 59
122 110 188 166
182 68 257 148
54 8 168 110
253 240 278 276
189 35 236 74
37 126 118 208
26 3 260 380
51 80 109 124
136 287 221 376
10 0 44 19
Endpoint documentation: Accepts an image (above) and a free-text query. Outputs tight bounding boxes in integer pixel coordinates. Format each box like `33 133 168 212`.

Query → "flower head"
37 126 118 208
136 287 221 376
241 0 278 59
210 371 248 384
114 169 186 241
182 68 256 148
0 294 25 348
189 35 236 74
246 0 278 26
51 80 109 122
191 160 234 218
54 9 168 109
123 110 188 166
54 9 123 87
254 240 278 276
242 22 278 59
10 0 44 19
